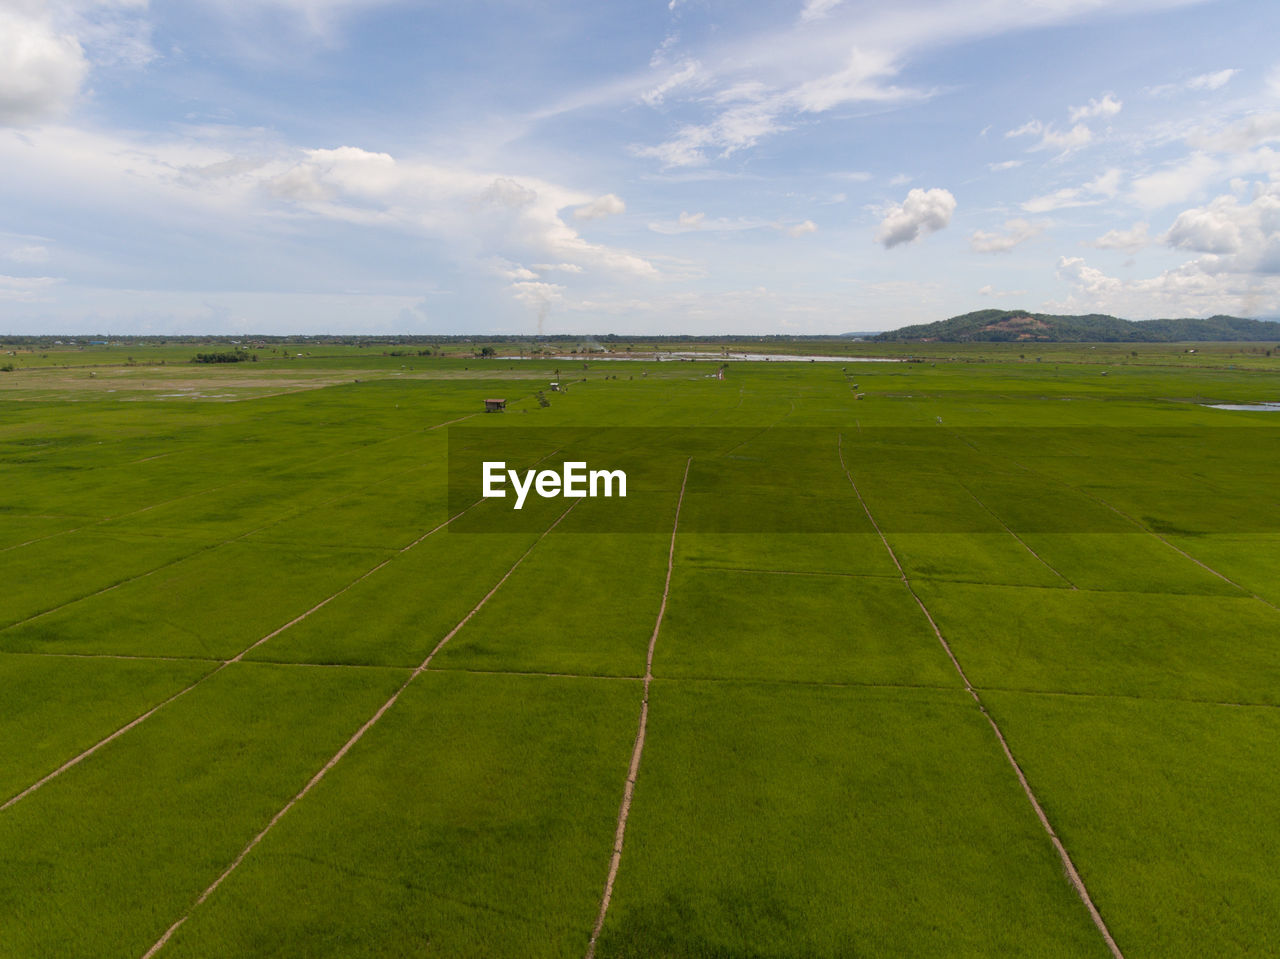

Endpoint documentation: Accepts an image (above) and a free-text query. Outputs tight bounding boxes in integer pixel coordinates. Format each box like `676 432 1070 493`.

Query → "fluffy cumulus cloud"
970 218 1043 253
264 147 655 281
0 125 656 325
0 5 89 125
875 188 955 249
1163 185 1280 269
1053 186 1280 316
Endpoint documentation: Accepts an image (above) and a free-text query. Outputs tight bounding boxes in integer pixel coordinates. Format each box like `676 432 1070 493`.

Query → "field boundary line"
230 502 480 664
0 650 221 664
0 662 223 812
0 428 481 634
1 429 550 809
1085 494 1280 614
980 684 1280 711
947 434 1277 614
0 498 479 812
837 434 1125 959
138 501 577 959
956 481 1077 589
585 457 691 959
686 564 902 581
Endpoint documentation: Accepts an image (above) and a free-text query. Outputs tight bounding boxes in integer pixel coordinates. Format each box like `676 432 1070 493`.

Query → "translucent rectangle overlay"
446 426 1280 534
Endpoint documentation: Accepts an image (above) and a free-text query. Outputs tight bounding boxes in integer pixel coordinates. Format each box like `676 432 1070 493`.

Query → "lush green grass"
0 662 408 959
656 567 959 687
914 581 1280 703
0 342 1276 957
984 691 1280 957
2 542 387 659
157 671 639 959
596 681 1110 958
248 530 542 667
435 532 673 677
0 653 215 800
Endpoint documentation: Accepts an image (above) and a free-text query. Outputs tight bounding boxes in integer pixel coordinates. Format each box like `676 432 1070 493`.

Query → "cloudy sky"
2 0 1279 334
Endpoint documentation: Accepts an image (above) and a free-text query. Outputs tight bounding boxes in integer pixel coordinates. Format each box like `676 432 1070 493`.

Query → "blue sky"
2 0 1279 334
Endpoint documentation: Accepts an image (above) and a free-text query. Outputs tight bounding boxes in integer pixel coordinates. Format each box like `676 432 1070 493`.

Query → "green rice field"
2 341 1278 957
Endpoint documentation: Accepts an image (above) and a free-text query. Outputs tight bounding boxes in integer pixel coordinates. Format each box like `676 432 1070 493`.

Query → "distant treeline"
2 333 857 347
874 310 1280 343
191 351 255 363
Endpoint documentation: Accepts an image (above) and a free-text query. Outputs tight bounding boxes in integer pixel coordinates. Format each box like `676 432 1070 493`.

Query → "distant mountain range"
870 310 1280 343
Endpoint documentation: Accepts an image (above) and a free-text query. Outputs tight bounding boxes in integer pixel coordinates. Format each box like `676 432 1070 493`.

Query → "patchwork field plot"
1 345 1277 957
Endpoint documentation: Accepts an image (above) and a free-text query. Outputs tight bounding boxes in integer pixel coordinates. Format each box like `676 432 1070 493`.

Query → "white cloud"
1056 256 1123 295
263 147 658 279
1054 187 1280 317
0 6 88 126
875 187 955 249
636 47 928 167
1130 153 1219 209
1149 69 1238 97
1006 119 1093 153
1068 93 1122 123
1189 113 1280 154
800 0 844 22
1022 188 1092 213
573 193 626 220
791 48 925 113
1162 186 1280 273
1086 168 1123 197
7 244 51 263
641 60 703 107
988 159 1022 171
1087 222 1150 253
647 210 816 238
0 274 60 301
889 173 912 186
1165 199 1245 254
970 218 1043 253
0 127 659 320
1187 69 1238 91
978 284 1027 297
1021 169 1120 213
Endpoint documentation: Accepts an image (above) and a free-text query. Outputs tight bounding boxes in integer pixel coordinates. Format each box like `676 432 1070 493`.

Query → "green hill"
873 310 1280 343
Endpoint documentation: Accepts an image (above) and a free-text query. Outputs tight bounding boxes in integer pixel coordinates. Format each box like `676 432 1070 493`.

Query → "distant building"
484 398 507 412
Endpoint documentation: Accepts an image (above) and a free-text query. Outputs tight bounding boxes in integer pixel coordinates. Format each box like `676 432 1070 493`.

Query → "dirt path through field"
837 434 1125 959
585 457 691 959
138 499 577 959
